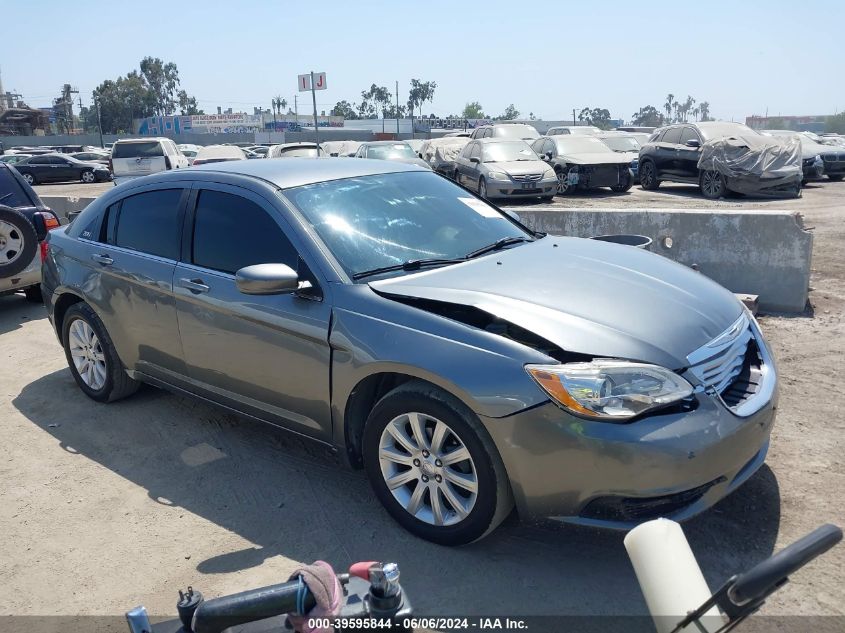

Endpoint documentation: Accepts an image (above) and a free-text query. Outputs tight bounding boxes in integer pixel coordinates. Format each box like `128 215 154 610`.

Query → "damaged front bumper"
565 164 632 189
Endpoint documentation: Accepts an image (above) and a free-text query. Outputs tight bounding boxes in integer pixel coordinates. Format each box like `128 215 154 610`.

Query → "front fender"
329 305 550 449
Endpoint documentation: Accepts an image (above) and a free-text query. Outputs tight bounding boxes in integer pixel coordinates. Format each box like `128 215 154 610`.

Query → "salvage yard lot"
2 181 844 618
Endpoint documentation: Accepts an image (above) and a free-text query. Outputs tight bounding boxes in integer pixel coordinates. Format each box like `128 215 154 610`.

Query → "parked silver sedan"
453 138 557 200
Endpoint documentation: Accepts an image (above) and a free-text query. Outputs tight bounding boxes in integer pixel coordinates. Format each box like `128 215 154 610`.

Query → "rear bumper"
481 384 777 529
0 252 40 294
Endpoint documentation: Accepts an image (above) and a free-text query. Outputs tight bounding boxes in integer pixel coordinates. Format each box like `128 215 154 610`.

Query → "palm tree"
665 94 675 122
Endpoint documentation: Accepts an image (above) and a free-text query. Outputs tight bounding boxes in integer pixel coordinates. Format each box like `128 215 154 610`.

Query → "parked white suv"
110 138 188 186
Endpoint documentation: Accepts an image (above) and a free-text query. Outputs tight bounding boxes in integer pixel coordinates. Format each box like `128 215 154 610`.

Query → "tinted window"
114 189 182 259
28 156 51 165
662 127 683 145
112 142 164 158
0 166 35 207
192 190 297 274
679 128 700 145
49 156 70 165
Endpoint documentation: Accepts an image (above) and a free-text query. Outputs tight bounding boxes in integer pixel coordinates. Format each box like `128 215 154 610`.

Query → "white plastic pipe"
624 518 725 633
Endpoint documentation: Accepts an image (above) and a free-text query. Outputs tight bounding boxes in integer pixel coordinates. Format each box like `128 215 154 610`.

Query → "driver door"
173 183 333 441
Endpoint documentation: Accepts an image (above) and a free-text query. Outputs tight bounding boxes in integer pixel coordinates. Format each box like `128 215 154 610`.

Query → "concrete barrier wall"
41 197 813 313
512 207 813 314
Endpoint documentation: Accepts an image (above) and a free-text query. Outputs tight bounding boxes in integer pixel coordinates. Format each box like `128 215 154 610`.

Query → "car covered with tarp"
419 137 470 176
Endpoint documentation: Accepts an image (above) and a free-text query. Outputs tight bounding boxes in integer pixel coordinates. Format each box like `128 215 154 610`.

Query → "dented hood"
369 237 743 369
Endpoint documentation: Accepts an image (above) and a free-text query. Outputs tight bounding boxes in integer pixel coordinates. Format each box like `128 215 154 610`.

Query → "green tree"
664 94 675 122
140 57 181 115
462 101 485 118
495 104 520 120
382 103 406 119
825 112 845 133
331 100 359 119
699 101 711 121
578 107 612 129
406 78 437 119
177 90 201 115
631 105 664 127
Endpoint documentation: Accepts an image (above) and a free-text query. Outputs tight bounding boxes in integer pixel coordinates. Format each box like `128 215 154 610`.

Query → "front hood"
560 151 632 165
486 160 550 175
370 237 742 369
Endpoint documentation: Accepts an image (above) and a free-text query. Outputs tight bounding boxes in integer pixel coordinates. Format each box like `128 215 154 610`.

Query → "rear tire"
639 160 659 190
699 169 727 199
0 205 38 277
61 303 140 403
363 380 513 545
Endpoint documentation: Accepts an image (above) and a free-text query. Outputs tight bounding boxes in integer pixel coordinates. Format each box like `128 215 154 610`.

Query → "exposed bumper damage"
565 163 633 189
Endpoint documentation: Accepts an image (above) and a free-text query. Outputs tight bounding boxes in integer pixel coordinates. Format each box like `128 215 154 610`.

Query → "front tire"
610 169 633 193
639 160 659 190
22 172 36 186
62 303 140 403
555 166 575 195
828 174 844 181
478 177 488 199
700 169 727 199
81 170 96 184
363 381 513 545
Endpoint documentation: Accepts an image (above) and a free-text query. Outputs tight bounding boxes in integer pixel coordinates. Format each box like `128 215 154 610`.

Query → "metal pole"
295 95 298 124
95 97 104 148
573 108 576 126
395 81 399 136
310 71 319 154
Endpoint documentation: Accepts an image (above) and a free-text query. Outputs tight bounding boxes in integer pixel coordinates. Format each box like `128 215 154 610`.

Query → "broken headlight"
526 360 693 421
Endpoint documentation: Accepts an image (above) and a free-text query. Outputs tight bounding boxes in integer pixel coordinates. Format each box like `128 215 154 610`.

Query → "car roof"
113 138 171 143
186 156 426 188
364 140 411 146
474 137 530 144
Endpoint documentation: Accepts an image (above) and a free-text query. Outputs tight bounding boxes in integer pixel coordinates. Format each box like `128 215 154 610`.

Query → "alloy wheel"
556 170 570 194
378 412 478 527
68 318 107 390
0 220 24 265
479 179 487 199
23 173 35 185
82 171 95 183
702 170 724 198
640 162 654 187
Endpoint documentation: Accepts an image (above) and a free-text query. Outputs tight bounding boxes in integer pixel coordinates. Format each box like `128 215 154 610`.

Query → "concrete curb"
508 206 813 314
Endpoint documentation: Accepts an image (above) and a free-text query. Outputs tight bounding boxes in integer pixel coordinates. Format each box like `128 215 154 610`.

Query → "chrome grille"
686 313 752 395
511 174 543 182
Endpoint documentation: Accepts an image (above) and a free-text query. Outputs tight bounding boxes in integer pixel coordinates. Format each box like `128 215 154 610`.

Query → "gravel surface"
2 182 843 620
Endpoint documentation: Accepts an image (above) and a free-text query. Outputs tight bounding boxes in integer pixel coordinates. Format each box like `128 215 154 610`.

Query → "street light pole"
95 96 104 148
310 71 319 154
395 81 400 136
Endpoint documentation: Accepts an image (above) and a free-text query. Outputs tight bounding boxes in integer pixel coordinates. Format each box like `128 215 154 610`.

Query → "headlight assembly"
526 360 693 421
488 171 510 181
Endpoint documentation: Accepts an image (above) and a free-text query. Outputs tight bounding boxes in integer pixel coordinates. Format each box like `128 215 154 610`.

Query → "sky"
2 0 844 123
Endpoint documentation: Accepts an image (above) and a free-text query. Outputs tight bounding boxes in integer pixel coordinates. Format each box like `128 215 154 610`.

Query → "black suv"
638 121 801 198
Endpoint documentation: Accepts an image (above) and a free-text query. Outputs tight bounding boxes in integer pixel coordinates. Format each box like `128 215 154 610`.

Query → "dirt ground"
2 182 843 622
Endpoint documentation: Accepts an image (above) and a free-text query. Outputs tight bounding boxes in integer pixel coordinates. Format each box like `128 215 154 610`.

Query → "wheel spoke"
440 482 470 520
407 412 428 451
440 446 470 466
380 445 414 466
385 468 418 490
444 467 478 493
430 420 448 455
385 423 417 454
406 481 426 515
430 487 446 526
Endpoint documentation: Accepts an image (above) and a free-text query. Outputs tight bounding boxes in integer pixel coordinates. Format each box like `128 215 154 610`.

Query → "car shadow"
13 369 782 616
0 293 47 335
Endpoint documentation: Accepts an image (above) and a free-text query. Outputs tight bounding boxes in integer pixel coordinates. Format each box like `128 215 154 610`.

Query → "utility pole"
294 95 298 125
573 108 576 126
395 81 400 136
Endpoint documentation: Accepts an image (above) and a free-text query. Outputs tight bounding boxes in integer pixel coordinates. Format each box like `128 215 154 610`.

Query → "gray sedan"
43 159 777 545
453 138 557 200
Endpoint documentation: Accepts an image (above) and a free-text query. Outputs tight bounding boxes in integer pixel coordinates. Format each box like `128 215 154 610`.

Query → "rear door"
173 184 333 440
111 141 167 178
654 126 683 178
677 126 704 179
83 185 189 378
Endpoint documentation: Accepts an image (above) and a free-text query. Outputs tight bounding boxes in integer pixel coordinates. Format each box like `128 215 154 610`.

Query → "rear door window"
0 166 35 207
661 127 683 145
113 189 183 259
191 190 298 274
112 142 164 159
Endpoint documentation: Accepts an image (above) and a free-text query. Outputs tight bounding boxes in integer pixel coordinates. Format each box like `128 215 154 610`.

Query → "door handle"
91 253 113 265
179 278 210 294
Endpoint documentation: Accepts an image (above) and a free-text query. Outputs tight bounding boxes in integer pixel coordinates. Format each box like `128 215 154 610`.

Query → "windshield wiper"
465 236 533 259
352 257 466 280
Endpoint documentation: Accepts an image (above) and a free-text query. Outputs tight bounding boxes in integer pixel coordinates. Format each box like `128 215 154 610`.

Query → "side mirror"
469 156 481 164
235 263 299 295
685 139 701 148
544 152 553 160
